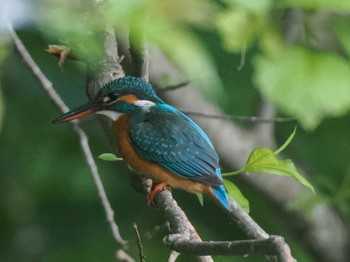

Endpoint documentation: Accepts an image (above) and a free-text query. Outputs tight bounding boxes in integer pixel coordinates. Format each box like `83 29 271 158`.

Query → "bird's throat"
96 110 122 121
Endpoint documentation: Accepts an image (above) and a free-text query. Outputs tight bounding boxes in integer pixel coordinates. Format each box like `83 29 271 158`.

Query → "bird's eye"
108 92 119 101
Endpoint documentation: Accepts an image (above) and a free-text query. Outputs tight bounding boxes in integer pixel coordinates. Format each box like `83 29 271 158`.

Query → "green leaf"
98 153 123 161
223 128 314 192
215 7 266 52
223 179 250 213
196 193 204 207
243 148 315 193
255 33 350 130
215 0 272 52
279 0 350 10
244 148 278 171
274 127 296 155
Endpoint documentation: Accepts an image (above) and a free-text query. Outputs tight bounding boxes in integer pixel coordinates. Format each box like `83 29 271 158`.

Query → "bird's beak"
52 101 103 124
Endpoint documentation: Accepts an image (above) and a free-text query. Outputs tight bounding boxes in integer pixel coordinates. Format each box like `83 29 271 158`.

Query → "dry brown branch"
133 223 146 262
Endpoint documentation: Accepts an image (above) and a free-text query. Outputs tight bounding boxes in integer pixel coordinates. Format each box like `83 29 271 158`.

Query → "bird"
52 76 231 210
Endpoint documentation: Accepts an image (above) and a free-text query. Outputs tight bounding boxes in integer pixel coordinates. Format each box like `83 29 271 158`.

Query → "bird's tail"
212 184 231 211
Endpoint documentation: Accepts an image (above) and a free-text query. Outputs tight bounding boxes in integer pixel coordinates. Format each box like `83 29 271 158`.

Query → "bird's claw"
147 183 171 205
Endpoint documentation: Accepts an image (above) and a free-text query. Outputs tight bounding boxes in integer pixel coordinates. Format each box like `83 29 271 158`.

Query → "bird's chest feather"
113 114 211 194
114 114 167 179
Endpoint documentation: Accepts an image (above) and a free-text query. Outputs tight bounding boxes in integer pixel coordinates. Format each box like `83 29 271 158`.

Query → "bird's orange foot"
147 183 170 205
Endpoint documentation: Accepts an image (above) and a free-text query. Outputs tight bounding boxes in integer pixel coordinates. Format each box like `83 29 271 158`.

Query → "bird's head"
52 76 164 124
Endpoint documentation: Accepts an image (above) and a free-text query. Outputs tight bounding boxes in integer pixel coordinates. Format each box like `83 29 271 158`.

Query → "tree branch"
226 198 269 239
6 20 128 248
157 81 190 92
181 111 294 123
133 223 146 262
156 191 294 261
166 235 293 260
155 190 214 262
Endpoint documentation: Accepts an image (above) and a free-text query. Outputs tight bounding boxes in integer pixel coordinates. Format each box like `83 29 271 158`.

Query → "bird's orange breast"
114 115 213 195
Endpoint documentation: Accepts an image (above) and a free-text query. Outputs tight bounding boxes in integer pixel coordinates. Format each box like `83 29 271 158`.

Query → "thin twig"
6 19 127 247
158 81 190 92
133 223 146 262
182 111 294 123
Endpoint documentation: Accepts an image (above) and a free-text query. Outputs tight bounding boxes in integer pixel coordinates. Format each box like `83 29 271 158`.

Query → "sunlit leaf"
223 128 314 192
215 7 266 52
196 193 204 207
223 179 250 213
216 0 272 52
243 148 315 192
255 33 350 130
98 153 123 161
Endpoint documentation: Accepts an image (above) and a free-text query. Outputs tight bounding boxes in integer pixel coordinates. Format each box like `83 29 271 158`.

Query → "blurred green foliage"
0 0 349 261
255 31 350 129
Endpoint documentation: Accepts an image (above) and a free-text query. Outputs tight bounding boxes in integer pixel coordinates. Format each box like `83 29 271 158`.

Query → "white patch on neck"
134 100 156 112
96 110 122 121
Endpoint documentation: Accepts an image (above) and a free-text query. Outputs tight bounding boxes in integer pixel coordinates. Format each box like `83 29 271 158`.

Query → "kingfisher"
53 76 231 210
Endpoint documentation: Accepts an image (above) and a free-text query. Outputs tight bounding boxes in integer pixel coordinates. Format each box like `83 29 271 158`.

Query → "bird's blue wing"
128 104 222 186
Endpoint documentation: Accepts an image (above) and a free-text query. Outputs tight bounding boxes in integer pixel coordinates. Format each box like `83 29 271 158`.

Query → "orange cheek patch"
118 94 138 104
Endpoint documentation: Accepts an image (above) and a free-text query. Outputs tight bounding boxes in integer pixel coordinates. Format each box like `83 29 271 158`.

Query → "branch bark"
133 223 146 262
166 235 293 261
